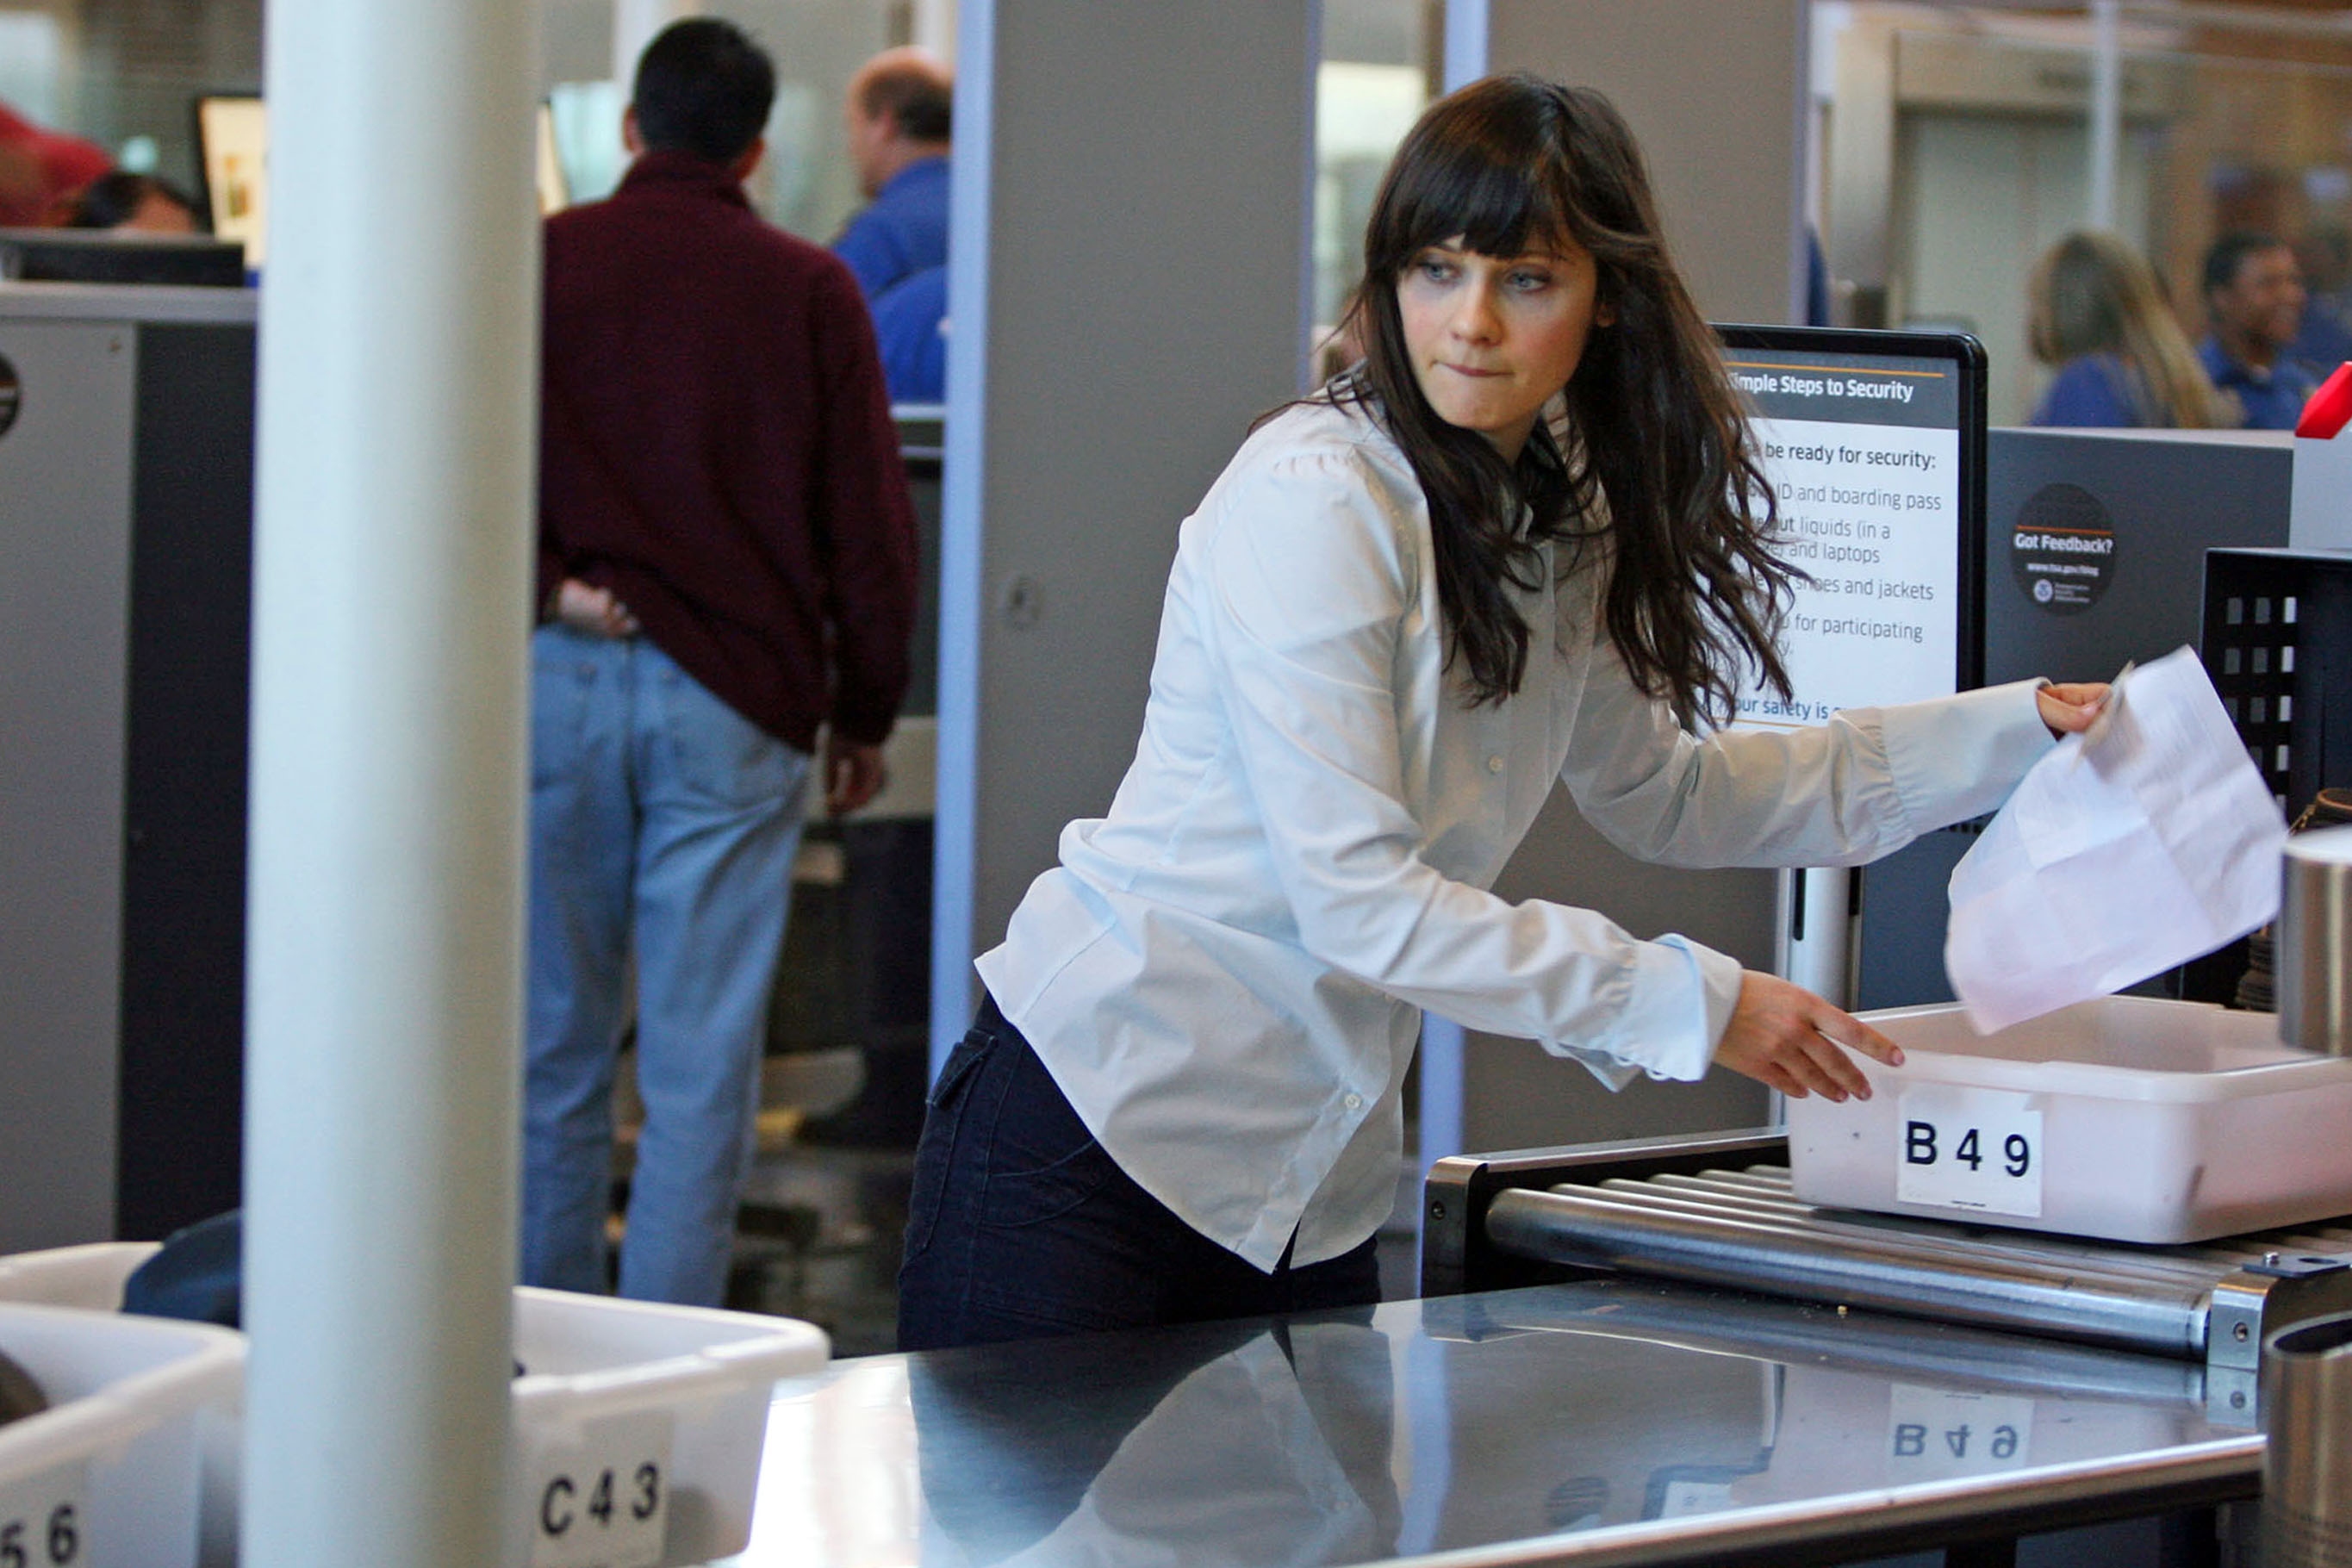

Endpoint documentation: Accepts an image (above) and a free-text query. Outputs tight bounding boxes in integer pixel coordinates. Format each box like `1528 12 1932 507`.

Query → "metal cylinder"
2262 1310 2352 1567
2280 826 2352 1055
1484 1185 2209 1358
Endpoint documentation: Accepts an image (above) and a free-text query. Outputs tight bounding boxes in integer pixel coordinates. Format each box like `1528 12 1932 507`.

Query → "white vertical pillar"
2088 0 2122 232
243 0 539 1561
912 0 956 60
1419 4 1487 1179
613 0 698 87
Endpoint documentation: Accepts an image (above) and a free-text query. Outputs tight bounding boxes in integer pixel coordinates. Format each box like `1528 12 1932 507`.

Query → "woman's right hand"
1712 971 1903 1102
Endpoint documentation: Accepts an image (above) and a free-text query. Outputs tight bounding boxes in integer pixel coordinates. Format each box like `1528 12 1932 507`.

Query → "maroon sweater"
538 152 918 750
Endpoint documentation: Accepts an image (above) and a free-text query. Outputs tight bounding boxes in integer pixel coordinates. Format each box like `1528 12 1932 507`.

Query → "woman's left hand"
2036 681 2109 737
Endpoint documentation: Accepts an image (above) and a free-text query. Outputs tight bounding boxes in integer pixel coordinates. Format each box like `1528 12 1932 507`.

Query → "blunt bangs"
1372 122 1574 271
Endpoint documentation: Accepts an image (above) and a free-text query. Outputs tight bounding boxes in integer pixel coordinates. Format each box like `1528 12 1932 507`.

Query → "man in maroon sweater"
526 18 918 1306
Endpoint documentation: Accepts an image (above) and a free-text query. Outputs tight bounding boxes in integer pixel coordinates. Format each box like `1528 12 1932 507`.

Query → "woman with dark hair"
899 75 2106 1350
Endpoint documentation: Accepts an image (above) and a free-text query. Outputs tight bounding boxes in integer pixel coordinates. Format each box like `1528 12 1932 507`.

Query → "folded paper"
1944 646 2285 1034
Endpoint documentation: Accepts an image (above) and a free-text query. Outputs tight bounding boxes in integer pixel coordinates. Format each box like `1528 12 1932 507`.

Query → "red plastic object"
2297 362 2352 439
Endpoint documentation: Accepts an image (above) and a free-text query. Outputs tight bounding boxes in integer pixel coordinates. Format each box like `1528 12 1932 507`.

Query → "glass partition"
1819 4 2352 426
1313 0 1436 376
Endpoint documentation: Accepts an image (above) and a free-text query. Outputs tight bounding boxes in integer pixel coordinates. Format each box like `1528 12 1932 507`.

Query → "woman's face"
1397 233 1608 460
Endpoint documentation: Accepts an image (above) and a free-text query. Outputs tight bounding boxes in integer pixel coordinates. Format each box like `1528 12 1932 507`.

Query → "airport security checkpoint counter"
723 1279 2256 1567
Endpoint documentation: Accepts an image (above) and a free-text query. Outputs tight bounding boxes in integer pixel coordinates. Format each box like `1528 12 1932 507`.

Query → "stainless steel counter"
713 1280 2259 1567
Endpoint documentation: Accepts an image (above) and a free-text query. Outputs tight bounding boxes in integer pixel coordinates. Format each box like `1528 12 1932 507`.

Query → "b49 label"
1895 1085 2044 1217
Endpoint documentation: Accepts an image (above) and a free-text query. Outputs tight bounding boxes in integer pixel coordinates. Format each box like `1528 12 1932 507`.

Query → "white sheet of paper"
1944 647 2286 1034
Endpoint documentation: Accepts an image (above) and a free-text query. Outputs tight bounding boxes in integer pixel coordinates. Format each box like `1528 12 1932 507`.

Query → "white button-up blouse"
976 397 2054 1272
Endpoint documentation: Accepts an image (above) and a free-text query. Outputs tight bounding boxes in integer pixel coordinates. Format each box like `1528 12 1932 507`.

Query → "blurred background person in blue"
2025 230 2232 429
2200 229 2319 429
2290 224 2352 377
834 46 950 401
869 261 946 402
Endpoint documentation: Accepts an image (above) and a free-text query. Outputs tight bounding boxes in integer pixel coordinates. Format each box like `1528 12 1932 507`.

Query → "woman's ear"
1596 299 1619 328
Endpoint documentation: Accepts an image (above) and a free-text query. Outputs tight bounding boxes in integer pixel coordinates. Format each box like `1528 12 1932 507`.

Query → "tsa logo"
2033 579 2053 603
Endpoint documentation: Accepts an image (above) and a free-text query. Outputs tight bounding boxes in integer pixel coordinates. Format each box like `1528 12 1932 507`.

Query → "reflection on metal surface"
1426 1280 2206 1409
723 1280 2255 1567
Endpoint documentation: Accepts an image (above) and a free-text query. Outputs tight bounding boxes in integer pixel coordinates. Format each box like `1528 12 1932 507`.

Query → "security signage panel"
1718 326 1987 727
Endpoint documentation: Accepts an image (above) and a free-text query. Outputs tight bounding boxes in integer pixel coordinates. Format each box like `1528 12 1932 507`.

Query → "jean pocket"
652 665 799 808
901 1030 994 1263
978 1045 1117 1229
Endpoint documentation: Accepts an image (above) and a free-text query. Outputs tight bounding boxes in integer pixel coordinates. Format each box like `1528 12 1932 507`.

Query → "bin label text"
0 1458 87 1568
526 1407 673 1568
1895 1085 2044 1216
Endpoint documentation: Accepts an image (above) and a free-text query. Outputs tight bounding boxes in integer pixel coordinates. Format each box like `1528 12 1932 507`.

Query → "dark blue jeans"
897 996 1382 1350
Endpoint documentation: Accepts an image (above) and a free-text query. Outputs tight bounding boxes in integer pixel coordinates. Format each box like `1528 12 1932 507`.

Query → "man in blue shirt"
834 47 950 401
2200 230 2320 429
2290 226 2352 377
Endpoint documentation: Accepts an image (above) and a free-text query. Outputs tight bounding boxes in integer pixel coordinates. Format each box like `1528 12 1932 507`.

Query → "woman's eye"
1509 269 1552 292
1415 257 1456 283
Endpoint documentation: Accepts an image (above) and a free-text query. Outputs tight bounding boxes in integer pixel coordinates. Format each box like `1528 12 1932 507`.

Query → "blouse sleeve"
1560 619 2055 872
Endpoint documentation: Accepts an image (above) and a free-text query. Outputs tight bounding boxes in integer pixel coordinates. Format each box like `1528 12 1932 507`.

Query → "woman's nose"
1449 283 1501 341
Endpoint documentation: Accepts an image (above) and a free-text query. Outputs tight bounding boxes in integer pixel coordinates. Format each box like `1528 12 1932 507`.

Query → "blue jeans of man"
522 625 811 1306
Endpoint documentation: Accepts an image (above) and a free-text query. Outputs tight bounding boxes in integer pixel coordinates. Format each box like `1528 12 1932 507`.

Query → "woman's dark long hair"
1330 74 1797 728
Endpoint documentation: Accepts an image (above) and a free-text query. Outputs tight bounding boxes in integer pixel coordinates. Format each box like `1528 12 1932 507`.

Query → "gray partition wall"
0 285 255 1252
930 1 1316 1060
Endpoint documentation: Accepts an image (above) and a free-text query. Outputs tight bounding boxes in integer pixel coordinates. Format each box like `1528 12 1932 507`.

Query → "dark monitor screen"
0 228 247 287
1715 323 1989 724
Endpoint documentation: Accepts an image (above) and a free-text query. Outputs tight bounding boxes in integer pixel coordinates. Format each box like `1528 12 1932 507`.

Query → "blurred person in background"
2025 230 2233 429
2289 225 2352 377
834 46 951 401
0 100 109 227
526 18 918 1307
2200 229 2319 430
65 171 200 233
868 260 947 402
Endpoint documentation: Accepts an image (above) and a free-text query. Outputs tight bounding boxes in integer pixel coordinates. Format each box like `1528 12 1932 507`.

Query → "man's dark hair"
632 18 775 164
65 171 198 231
2205 229 2286 297
858 63 952 144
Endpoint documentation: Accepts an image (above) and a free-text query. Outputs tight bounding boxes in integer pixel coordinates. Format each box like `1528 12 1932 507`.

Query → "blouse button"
1343 1092 1363 1111
1486 754 1505 775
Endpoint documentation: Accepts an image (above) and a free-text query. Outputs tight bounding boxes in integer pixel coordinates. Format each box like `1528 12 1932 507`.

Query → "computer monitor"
1717 324 1989 723
0 227 246 286
195 94 267 265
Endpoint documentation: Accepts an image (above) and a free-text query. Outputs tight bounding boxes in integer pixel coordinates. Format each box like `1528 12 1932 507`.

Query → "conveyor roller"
1466 1160 2352 1372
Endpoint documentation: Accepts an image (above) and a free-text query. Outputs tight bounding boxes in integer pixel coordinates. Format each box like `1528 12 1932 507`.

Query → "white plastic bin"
0 1302 242 1568
1788 995 2352 1242
0 1244 234 1567
512 1288 827 1568
0 1249 828 1568
0 1244 159 1312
